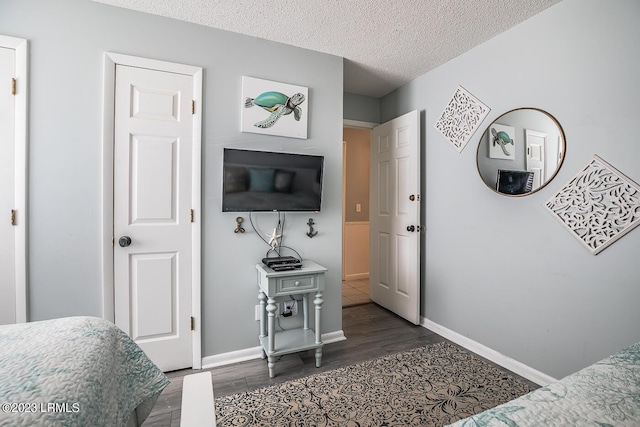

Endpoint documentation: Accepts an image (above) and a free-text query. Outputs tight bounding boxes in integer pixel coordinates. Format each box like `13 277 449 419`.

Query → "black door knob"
118 236 132 247
407 225 415 232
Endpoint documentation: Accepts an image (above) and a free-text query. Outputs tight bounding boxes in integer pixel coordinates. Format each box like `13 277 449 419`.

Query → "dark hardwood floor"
142 302 537 426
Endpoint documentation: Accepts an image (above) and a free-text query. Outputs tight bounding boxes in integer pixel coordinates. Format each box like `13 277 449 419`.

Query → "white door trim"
102 52 203 368
0 34 28 323
343 119 378 129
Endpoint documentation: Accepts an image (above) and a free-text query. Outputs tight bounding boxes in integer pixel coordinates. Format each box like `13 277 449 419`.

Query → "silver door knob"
118 236 132 247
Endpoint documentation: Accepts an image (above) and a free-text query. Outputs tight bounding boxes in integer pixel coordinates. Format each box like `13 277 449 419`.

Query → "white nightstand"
256 260 327 378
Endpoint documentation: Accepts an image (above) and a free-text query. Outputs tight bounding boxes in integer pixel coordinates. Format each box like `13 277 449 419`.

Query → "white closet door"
0 35 27 326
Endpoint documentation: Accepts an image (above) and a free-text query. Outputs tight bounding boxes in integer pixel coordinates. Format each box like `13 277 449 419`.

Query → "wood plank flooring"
142 302 537 426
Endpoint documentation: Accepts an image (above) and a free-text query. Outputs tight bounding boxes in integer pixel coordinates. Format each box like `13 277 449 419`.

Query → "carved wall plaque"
545 155 640 255
434 86 490 153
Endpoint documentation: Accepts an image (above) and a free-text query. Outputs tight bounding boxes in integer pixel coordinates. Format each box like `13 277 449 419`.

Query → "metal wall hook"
235 216 245 233
306 218 318 238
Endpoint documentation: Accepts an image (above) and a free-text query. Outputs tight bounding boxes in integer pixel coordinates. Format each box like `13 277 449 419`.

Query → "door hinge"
191 100 195 114
190 316 195 331
190 209 195 223
10 209 16 226
11 78 16 95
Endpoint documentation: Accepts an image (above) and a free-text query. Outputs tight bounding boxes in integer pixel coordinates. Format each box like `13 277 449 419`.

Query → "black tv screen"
496 169 534 195
222 148 324 212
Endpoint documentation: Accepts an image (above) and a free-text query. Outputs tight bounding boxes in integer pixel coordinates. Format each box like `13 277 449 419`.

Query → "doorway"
342 126 372 307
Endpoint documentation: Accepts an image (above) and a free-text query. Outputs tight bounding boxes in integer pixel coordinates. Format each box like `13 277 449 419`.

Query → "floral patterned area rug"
215 341 537 426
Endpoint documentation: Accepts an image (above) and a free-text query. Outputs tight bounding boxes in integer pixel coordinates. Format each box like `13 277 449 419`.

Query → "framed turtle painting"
241 76 308 139
488 123 515 160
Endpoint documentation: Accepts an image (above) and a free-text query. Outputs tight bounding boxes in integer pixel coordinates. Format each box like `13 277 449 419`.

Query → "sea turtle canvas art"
241 76 308 139
245 91 305 128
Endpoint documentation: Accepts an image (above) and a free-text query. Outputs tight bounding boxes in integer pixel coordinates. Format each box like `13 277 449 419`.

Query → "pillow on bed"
274 170 296 193
224 167 248 193
248 168 276 192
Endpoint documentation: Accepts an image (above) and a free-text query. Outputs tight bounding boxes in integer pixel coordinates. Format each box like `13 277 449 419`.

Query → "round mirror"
477 108 566 196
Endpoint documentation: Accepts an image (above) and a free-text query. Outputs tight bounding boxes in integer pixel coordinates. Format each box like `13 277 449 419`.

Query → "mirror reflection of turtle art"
244 91 305 128
492 127 514 156
476 108 566 197
488 123 515 160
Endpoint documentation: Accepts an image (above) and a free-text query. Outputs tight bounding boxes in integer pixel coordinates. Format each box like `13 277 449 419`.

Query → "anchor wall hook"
234 216 245 233
306 218 318 238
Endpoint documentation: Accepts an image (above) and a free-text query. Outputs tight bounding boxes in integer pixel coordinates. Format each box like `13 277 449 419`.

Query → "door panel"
131 252 176 339
114 64 194 371
526 130 546 191
397 157 410 215
378 232 390 287
396 235 411 296
370 110 420 325
378 161 390 214
131 135 177 222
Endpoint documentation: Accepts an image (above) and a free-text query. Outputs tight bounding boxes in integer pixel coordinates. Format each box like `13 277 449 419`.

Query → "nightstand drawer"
277 275 318 293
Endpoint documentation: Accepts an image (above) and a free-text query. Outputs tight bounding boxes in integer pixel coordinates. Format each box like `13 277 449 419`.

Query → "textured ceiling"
92 0 561 97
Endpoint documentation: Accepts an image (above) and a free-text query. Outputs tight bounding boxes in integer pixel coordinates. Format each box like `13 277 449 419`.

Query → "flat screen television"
222 148 324 212
496 169 535 195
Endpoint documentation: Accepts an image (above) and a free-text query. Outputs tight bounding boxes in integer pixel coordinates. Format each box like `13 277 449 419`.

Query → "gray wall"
0 0 343 357
381 0 640 379
344 92 380 124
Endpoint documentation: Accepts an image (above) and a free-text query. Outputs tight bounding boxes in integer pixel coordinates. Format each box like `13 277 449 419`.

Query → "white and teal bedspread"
0 316 169 427
447 342 640 426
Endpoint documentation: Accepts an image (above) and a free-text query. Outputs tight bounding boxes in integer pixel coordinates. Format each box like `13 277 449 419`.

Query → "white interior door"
0 46 16 325
113 63 196 371
0 36 27 326
369 110 420 325
526 129 546 190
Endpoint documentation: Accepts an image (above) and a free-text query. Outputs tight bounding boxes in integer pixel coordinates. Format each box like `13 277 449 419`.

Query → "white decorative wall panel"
545 155 640 255
434 86 490 153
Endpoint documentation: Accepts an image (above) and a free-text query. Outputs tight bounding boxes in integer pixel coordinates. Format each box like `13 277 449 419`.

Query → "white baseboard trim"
420 317 557 386
200 330 347 370
201 346 263 370
345 273 369 280
322 330 347 344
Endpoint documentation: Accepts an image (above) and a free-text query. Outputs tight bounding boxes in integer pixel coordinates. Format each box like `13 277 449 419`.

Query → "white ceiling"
92 0 561 97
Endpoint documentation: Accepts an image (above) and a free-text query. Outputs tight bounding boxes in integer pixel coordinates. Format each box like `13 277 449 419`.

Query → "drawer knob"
294 280 301 286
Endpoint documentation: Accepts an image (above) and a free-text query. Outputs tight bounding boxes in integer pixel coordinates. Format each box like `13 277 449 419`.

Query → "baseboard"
420 317 557 386
344 273 369 280
201 346 263 370
200 330 347 370
321 330 347 344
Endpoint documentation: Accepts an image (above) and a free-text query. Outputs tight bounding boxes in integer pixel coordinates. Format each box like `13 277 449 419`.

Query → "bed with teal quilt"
0 316 169 427
447 341 640 426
